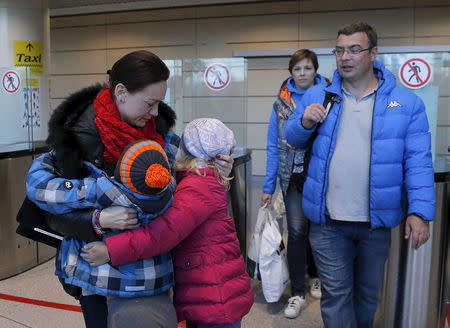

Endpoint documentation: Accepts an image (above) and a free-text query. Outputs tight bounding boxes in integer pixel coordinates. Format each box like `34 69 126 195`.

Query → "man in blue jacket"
285 22 435 328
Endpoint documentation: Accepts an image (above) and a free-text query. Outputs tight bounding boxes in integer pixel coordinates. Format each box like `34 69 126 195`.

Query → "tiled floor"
0 260 83 328
0 176 323 328
0 259 323 328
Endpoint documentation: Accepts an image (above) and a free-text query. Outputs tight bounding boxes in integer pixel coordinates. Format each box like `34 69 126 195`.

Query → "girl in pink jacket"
82 118 254 328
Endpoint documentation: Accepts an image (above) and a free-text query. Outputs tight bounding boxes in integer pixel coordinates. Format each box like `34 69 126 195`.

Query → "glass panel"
163 59 183 136
182 58 247 148
0 66 50 153
0 2 50 154
378 52 450 173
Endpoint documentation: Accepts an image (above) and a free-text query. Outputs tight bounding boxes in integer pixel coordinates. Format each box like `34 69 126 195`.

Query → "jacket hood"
46 84 104 178
326 60 397 97
286 74 328 95
279 74 328 104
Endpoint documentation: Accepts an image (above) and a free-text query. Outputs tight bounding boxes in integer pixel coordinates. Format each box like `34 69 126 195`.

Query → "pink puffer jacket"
106 168 254 324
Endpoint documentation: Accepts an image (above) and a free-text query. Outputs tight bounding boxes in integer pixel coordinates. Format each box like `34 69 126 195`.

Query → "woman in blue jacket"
260 49 327 319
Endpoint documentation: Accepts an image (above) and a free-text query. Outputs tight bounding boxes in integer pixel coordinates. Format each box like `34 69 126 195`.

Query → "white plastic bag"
272 189 286 221
247 206 268 280
258 206 289 303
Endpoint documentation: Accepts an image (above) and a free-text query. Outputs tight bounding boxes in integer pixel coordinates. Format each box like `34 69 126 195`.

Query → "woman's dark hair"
288 49 319 74
337 22 378 48
108 50 170 93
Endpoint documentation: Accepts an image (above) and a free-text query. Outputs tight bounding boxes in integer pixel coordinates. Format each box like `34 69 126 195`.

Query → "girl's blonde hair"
175 154 232 190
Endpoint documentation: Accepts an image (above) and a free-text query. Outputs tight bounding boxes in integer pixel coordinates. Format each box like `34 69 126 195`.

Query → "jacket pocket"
174 254 203 270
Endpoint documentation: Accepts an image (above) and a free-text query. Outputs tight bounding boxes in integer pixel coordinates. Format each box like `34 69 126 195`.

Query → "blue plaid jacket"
27 152 175 298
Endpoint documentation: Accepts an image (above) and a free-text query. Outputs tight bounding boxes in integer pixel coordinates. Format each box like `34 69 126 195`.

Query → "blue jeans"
309 218 391 328
284 182 316 296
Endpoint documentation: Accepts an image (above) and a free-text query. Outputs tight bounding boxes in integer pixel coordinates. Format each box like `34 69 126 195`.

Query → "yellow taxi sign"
14 41 43 67
31 66 43 75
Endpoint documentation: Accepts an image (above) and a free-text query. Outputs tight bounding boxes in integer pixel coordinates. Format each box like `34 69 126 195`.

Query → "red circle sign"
204 63 231 91
399 58 432 89
2 71 20 93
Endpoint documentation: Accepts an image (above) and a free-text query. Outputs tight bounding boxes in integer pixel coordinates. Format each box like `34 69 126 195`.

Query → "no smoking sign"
399 58 432 89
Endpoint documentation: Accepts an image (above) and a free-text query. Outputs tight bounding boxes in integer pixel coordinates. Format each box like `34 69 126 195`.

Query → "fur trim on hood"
46 84 104 178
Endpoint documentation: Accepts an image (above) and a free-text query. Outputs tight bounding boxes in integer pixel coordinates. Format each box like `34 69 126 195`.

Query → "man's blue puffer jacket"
285 60 435 228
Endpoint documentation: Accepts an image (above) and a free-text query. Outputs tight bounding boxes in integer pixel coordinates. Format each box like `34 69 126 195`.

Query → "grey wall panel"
51 50 107 75
415 7 450 37
247 70 288 96
299 0 413 11
107 46 196 65
51 25 106 51
247 97 273 123
197 41 300 59
247 123 268 149
195 2 297 17
107 20 195 48
106 7 196 24
183 97 246 123
251 149 266 176
300 9 414 41
438 97 450 124
436 127 450 155
433 70 450 97
51 75 107 99
51 13 106 27
226 123 246 148
196 14 298 44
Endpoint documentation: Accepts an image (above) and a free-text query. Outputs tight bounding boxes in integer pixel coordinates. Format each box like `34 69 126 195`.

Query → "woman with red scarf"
42 51 197 328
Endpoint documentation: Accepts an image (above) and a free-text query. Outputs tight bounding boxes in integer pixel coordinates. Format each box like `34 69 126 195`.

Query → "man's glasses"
332 46 373 57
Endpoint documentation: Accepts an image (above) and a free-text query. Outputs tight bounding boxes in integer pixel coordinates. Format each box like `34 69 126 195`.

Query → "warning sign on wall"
399 58 432 89
14 41 43 69
204 63 231 91
2 71 20 94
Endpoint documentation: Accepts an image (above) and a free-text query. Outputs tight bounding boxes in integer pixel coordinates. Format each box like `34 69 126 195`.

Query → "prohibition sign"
399 58 432 89
204 63 231 91
2 71 20 93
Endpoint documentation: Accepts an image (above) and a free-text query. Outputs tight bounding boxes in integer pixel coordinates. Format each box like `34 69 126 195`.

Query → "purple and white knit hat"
182 118 236 161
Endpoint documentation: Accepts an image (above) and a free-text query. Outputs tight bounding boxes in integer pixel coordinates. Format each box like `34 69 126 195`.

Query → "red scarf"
94 88 165 164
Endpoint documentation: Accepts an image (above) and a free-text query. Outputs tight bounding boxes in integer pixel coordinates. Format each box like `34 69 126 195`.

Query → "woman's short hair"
108 50 170 93
288 49 319 74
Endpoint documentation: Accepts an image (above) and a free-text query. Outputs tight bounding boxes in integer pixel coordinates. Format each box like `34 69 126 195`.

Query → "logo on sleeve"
64 181 73 190
387 100 402 108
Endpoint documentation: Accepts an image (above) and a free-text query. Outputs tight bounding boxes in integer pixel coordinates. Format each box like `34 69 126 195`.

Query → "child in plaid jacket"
26 140 175 298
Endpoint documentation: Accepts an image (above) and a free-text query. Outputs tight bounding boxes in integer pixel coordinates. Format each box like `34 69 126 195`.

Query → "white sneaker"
284 295 306 319
310 278 322 299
